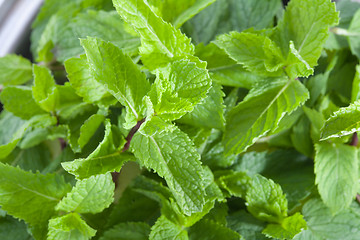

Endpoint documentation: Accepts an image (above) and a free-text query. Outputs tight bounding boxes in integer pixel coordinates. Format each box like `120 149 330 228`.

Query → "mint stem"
350 132 358 146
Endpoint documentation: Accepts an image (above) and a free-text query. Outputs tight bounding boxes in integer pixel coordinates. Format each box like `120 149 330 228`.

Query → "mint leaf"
149 215 188 240
224 78 309 155
131 117 206 215
246 174 288 224
99 222 150 240
77 114 105 150
216 32 284 75
348 9 360 59
0 86 46 119
262 212 307 240
64 55 114 104
56 173 114 214
351 65 360 102
314 142 358 214
0 216 31 240
320 100 360 140
274 0 339 68
0 163 71 225
178 83 225 130
32 65 59 113
0 55 32 86
216 171 251 198
149 59 211 121
113 0 195 69
188 219 243 240
48 213 96 240
81 37 150 127
62 120 133 179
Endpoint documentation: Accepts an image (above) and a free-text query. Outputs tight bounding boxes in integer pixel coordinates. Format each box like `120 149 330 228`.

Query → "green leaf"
321 100 360 140
216 171 251 198
81 37 150 127
32 65 59 112
99 222 150 240
48 213 96 240
291 116 313 157
149 59 211 121
274 0 339 68
0 163 71 225
224 78 309 155
177 82 224 130
131 117 206 216
113 0 195 69
149 215 188 240
314 142 358 214
64 55 114 104
246 174 288 224
351 65 360 102
62 120 133 179
0 86 47 119
348 9 360 59
0 216 32 240
56 173 114 214
188 219 243 240
149 0 216 28
284 41 314 79
216 31 284 75
0 54 33 86
296 198 360 240
78 114 105 150
262 213 307 240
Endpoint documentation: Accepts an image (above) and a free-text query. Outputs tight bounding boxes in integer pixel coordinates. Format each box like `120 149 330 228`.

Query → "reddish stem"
350 132 358 146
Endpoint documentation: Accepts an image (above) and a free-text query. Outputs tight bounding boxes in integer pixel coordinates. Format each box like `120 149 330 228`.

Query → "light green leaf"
48 213 96 240
314 142 358 214
224 78 309 155
149 0 216 28
81 37 150 127
290 116 313 157
216 31 284 75
0 86 46 119
113 0 195 69
0 55 33 86
246 174 288 224
32 65 59 112
348 9 360 59
149 215 188 240
351 65 360 102
62 120 133 179
131 117 206 215
262 212 307 240
296 198 360 240
216 171 251 198
320 100 360 140
177 82 224 130
65 55 114 104
56 173 114 214
99 222 150 240
149 59 211 121
284 41 313 79
78 114 105 150
274 0 339 68
0 163 71 225
188 219 243 240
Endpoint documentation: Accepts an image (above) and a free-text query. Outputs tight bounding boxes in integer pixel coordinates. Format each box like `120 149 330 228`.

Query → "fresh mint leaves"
2 0 360 239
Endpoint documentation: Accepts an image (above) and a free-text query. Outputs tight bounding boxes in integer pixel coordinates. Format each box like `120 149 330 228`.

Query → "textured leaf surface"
81 37 150 126
113 0 195 69
32 65 59 112
262 213 307 240
217 171 251 198
0 163 71 225
216 32 284 75
246 175 288 223
149 216 188 240
224 78 309 155
65 55 113 104
99 222 150 240
320 100 360 140
314 142 358 214
0 55 33 86
48 213 96 240
62 120 133 179
149 59 211 121
188 219 243 240
274 0 339 68
56 173 114 214
131 117 206 215
295 199 360 240
0 86 46 119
